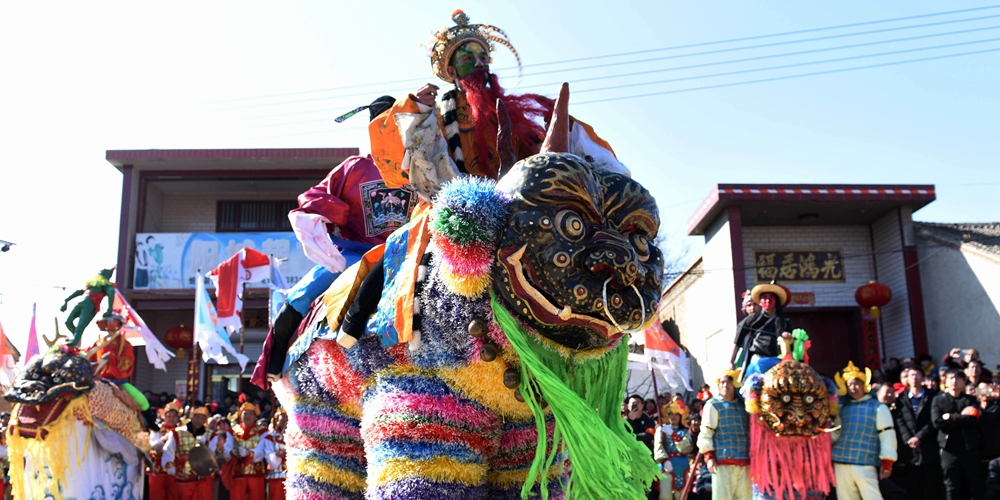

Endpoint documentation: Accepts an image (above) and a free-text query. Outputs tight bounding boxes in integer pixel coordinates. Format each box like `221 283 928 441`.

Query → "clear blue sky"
1 1 998 351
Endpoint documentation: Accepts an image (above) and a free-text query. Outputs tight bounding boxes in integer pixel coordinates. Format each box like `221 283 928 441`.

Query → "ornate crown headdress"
834 360 872 395
427 10 521 83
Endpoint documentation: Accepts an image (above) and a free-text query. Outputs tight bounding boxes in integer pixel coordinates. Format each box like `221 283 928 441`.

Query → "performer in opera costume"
832 361 898 500
149 400 184 500
742 331 837 500
368 9 629 205
180 405 213 498
228 399 274 500
162 403 205 500
654 402 694 499
265 408 288 500
699 368 752 500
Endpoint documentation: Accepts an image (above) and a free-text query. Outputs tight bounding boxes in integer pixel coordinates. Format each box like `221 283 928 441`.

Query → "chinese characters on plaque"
753 249 845 284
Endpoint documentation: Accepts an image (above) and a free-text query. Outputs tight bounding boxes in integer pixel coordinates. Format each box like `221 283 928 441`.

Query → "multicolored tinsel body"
273 256 566 500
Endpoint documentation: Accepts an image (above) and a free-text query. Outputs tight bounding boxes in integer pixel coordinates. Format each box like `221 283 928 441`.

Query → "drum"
188 443 219 476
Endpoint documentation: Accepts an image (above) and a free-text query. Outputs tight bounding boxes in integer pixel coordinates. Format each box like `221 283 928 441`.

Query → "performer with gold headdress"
698 368 752 500
655 402 695 499
368 10 628 205
180 405 213 498
832 361 897 500
149 400 183 500
265 407 288 500
229 398 274 500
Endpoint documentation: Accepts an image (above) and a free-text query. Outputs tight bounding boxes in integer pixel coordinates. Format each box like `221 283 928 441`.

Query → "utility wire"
520 24 1000 91
207 24 1000 123
573 36 1000 95
206 12 1000 112
196 4 1000 105
573 45 1000 106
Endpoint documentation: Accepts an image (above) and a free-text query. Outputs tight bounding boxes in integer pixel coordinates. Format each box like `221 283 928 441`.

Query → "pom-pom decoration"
430 177 510 298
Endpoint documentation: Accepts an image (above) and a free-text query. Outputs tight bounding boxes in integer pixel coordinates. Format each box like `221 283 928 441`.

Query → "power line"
520 24 1000 91
194 4 1000 106
573 36 1000 95
500 12 1000 81
216 37 1000 130
207 24 1000 123
573 45 1000 106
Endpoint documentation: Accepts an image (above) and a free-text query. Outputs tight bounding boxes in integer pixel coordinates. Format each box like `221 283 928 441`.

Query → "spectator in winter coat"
932 368 984 500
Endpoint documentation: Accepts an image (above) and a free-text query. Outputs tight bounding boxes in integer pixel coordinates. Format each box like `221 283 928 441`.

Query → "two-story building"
659 184 936 387
109 147 357 404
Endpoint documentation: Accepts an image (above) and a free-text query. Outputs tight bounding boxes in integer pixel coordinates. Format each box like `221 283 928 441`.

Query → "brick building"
659 184 936 387
109 147 357 402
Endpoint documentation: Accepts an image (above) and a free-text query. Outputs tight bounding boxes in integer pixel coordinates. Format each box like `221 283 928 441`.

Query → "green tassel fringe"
491 294 660 500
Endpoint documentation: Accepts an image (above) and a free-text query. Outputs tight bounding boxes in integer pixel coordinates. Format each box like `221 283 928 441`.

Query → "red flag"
209 248 270 331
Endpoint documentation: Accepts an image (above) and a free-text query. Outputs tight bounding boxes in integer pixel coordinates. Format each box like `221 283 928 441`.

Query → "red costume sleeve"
295 166 351 228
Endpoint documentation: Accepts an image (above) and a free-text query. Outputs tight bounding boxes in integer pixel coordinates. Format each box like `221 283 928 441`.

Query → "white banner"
134 232 316 290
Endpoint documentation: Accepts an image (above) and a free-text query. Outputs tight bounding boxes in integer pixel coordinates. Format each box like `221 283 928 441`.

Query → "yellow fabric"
392 215 433 344
322 245 386 332
288 455 367 492
486 461 564 489
438 360 535 420
372 456 487 486
8 397 94 500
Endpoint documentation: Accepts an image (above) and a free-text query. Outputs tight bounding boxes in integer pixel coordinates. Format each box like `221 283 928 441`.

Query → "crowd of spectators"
626 347 1000 500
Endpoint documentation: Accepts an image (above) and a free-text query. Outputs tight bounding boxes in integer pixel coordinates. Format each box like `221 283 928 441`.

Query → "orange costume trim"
87 333 135 380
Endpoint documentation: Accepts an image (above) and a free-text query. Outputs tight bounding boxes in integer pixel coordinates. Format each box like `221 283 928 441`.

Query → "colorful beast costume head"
743 333 837 500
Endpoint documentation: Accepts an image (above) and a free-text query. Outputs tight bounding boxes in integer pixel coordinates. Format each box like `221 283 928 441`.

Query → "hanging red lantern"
164 325 194 358
855 281 892 319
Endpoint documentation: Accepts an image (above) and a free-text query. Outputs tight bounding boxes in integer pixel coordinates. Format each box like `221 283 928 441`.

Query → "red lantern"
164 325 194 358
855 281 892 319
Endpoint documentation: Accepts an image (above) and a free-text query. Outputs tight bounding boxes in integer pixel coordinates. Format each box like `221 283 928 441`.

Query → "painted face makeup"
450 41 489 79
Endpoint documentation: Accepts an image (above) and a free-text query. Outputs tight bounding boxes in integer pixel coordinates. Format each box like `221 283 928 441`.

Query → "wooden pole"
238 281 246 395
679 452 703 500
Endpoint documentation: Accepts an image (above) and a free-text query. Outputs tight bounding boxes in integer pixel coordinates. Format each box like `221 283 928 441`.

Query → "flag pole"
238 281 246 395
650 356 661 416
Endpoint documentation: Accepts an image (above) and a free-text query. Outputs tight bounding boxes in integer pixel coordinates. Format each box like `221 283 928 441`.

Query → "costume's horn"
540 83 570 154
496 98 517 176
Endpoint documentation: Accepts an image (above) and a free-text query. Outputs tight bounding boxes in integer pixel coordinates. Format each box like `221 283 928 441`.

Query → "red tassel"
749 417 835 498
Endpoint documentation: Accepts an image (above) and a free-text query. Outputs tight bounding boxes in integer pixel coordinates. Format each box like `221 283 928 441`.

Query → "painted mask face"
4 351 94 405
450 41 489 79
493 153 662 350
759 359 831 437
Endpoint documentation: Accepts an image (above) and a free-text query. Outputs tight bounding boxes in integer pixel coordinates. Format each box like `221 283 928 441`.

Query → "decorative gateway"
271 85 664 500
743 331 838 500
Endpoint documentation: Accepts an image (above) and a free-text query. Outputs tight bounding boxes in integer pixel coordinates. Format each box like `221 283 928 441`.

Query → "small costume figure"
654 402 694 499
832 361 898 500
229 400 273 500
265 408 288 500
698 368 752 500
732 282 790 381
84 314 158 428
209 418 235 499
60 268 116 346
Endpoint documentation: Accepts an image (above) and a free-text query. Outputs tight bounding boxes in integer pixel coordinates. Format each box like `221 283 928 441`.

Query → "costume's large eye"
630 233 650 262
555 210 586 242
782 395 792 403
805 395 815 404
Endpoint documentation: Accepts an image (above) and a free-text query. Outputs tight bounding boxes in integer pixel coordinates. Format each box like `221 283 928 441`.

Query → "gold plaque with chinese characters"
752 249 845 284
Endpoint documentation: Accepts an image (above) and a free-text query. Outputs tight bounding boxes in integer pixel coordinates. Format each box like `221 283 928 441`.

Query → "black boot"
268 303 304 376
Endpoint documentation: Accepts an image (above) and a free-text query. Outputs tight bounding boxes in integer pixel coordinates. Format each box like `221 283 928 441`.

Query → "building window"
217 200 296 232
